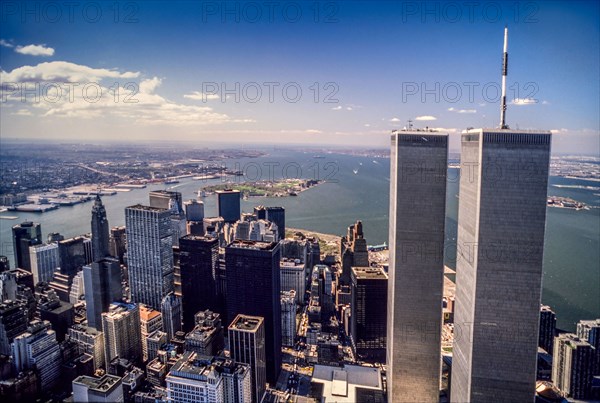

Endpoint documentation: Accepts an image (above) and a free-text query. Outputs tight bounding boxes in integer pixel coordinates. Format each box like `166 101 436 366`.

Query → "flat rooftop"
465 127 552 134
229 314 263 332
125 204 167 212
73 374 120 392
281 259 305 268
311 364 383 402
180 234 218 242
351 267 388 280
227 239 277 251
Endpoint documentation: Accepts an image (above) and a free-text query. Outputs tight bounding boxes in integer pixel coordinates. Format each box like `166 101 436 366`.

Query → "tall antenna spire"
499 26 509 129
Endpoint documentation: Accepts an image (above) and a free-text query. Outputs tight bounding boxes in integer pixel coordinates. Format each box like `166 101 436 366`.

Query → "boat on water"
353 169 359 174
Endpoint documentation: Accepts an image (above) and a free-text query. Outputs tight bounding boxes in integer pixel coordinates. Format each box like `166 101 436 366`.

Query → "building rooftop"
578 318 600 327
104 302 137 318
73 374 121 392
229 314 263 332
311 364 383 402
215 189 240 194
125 204 167 212
180 234 218 242
465 127 552 134
168 352 218 379
227 239 277 251
280 258 305 268
351 267 388 280
140 305 161 321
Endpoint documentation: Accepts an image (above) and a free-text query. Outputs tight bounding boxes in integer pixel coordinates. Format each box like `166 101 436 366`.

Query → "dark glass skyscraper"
225 240 281 384
254 206 285 240
216 190 241 223
12 221 42 271
179 235 219 332
228 314 266 403
91 195 110 261
351 266 387 362
539 305 557 354
84 257 122 331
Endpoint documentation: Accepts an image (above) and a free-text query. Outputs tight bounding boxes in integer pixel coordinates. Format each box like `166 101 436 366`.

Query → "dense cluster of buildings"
0 124 598 402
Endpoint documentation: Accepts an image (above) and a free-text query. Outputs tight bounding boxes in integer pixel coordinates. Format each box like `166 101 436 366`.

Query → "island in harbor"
202 178 322 198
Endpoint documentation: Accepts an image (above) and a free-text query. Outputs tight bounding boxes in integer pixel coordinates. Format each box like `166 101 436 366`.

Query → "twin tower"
387 127 551 402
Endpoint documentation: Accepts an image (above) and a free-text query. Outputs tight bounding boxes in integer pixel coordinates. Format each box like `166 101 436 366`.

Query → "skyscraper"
12 221 42 271
28 243 59 285
0 300 28 355
451 129 551 402
166 352 252 403
12 320 61 390
91 195 110 261
539 305 557 354
254 206 285 240
280 290 296 347
72 374 123 403
280 258 306 304
351 266 387 362
387 130 448 402
68 324 106 370
84 257 122 331
184 198 205 221
552 333 595 400
228 314 266 403
102 302 142 366
161 292 182 341
125 205 174 310
216 189 241 223
149 190 183 211
140 305 162 362
225 240 281 384
109 226 127 265
57 236 93 277
178 235 219 331
577 319 600 375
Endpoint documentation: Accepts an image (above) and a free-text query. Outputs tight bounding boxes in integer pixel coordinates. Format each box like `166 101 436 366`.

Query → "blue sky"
0 1 598 153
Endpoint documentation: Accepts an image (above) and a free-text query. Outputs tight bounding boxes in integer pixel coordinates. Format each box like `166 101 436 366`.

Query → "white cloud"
542 100 549 105
346 107 353 111
0 39 14 48
15 44 55 57
184 91 220 101
305 129 322 134
389 117 400 122
550 128 568 134
1 61 254 127
12 109 32 116
331 105 342 110
512 98 537 106
448 107 476 114
0 61 139 83
364 124 371 127
415 115 437 121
